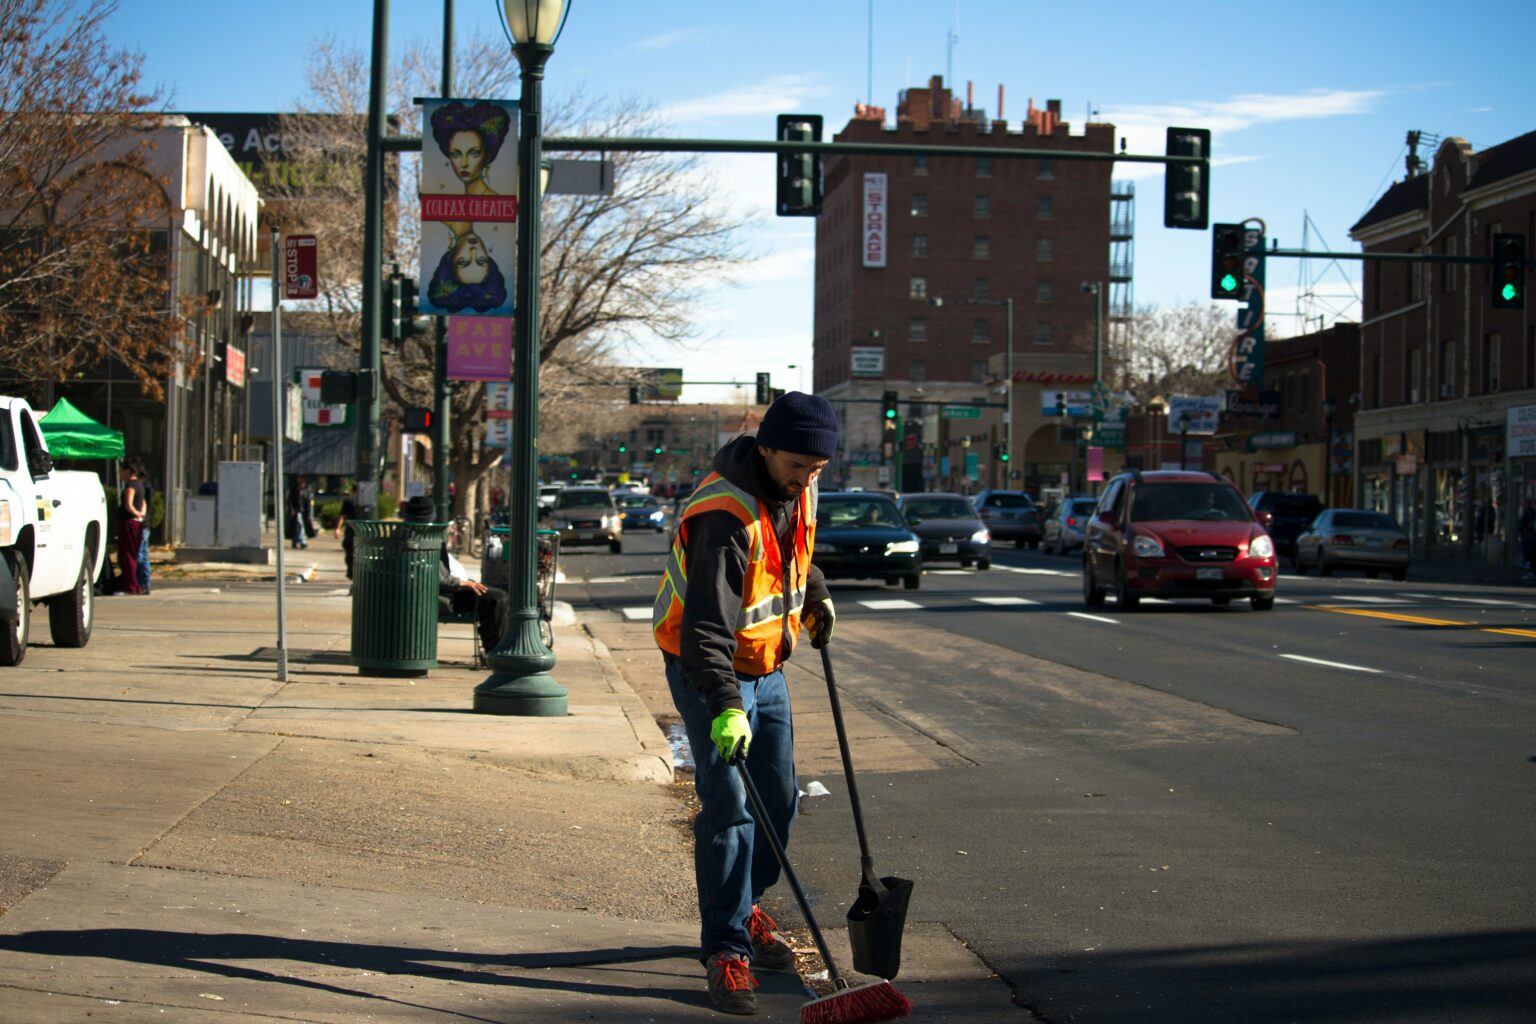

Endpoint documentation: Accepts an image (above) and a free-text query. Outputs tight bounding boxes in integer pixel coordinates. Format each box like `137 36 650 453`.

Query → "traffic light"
998 444 1009 463
386 273 403 342
1493 233 1526 309
755 371 772 405
882 390 899 422
617 442 627 454
402 407 432 433
1211 223 1246 299
1163 127 1210 230
776 113 823 217
1054 392 1066 418
653 445 663 456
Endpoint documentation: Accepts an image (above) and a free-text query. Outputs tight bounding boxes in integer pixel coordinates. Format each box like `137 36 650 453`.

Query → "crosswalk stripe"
621 607 651 621
1000 566 1071 576
1067 611 1119 625
971 596 1040 606
1280 653 1381 673
587 576 629 584
1330 595 1413 605
857 599 923 611
929 569 971 575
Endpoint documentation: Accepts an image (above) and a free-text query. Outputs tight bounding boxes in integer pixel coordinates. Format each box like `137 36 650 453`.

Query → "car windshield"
555 489 612 510
1332 511 1399 530
818 498 904 529
1131 483 1250 522
981 493 1032 509
903 497 974 519
614 495 654 509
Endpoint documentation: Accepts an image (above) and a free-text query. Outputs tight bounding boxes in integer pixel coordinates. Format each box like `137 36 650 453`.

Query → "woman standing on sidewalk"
116 462 147 595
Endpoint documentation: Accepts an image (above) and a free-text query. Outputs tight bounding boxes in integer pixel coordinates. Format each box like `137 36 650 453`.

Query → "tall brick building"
813 77 1125 492
1349 129 1536 566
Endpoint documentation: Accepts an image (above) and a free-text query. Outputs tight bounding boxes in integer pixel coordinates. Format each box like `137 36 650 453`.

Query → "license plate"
1366 537 1383 546
939 543 958 554
1196 567 1223 580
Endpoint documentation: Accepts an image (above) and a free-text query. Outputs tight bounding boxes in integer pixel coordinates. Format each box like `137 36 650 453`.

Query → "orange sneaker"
748 905 795 971
706 951 759 1015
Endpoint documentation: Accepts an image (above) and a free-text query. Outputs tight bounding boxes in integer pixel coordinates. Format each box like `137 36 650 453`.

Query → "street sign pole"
271 227 288 683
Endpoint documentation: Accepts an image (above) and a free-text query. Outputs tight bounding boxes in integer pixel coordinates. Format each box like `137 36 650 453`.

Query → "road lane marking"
1313 606 1472 627
1436 596 1536 609
587 577 630 584
857 599 923 610
1280 653 1382 673
971 596 1040 606
929 569 971 575
1330 595 1414 605
1067 611 1119 624
621 607 652 621
1485 627 1536 638
1002 567 1072 576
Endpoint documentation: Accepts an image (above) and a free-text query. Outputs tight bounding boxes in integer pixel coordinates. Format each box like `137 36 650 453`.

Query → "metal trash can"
350 519 446 677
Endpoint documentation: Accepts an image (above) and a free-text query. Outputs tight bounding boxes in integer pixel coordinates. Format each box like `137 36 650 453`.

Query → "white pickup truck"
0 397 108 665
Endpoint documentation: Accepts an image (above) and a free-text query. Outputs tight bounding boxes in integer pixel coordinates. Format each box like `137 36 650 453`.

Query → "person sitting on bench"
403 496 508 651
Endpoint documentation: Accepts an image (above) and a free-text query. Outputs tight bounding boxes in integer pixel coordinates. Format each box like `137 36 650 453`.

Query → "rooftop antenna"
945 2 959 88
867 0 874 106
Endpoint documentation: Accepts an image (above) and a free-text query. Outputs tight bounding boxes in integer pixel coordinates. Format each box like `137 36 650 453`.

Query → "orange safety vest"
653 472 817 676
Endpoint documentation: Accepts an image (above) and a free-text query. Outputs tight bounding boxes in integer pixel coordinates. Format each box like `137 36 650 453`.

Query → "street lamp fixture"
476 0 571 716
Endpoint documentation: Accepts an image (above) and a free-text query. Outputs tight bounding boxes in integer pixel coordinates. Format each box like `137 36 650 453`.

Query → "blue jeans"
666 657 798 963
136 529 151 594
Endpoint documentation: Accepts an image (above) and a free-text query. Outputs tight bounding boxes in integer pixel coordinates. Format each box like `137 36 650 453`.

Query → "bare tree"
0 0 194 397
1115 302 1238 406
272 31 750 513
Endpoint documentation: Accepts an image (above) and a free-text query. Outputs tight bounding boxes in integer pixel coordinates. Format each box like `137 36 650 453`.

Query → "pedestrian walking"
116 461 147 595
653 392 838 1015
286 474 313 549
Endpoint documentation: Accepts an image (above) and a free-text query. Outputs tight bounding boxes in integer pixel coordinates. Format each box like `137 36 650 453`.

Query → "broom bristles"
799 979 912 1024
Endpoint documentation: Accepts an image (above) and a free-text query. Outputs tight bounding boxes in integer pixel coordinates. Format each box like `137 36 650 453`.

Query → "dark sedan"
813 493 922 589
614 493 667 532
971 489 1043 548
898 492 991 570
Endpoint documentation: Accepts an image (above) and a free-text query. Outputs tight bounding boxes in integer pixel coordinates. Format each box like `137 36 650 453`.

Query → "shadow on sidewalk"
0 928 705 1018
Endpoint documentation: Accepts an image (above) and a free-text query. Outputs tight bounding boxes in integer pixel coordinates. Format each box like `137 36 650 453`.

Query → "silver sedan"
1294 509 1410 580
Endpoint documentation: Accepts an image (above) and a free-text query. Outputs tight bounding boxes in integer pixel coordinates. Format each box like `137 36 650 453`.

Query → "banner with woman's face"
418 98 519 317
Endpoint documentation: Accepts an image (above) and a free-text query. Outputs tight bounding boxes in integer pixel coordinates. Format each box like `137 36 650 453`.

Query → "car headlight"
602 514 619 528
649 510 664 521
885 539 919 555
1249 534 1274 559
1132 533 1165 558
970 528 990 544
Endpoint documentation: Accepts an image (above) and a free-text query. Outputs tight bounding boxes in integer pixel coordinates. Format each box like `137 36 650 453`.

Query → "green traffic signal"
1219 272 1239 294
884 408 896 419
618 444 626 453
653 446 663 455
1503 282 1518 302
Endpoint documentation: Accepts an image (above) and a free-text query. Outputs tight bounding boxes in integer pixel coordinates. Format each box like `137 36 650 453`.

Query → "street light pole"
475 0 570 717
1179 412 1191 471
1004 296 1013 486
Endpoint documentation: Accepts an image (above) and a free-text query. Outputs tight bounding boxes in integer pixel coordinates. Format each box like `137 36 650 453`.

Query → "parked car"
897 492 991 569
813 492 922 589
614 492 667 532
971 489 1042 549
1044 496 1099 555
0 397 109 665
1248 491 1325 557
1294 508 1410 580
1083 470 1277 611
550 487 622 553
537 484 563 510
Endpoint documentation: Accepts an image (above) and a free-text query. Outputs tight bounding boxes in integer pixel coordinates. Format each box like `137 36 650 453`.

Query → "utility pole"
357 0 388 518
431 0 455 525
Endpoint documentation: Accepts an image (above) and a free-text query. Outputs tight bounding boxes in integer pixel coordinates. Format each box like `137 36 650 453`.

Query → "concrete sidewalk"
0 533 1011 1022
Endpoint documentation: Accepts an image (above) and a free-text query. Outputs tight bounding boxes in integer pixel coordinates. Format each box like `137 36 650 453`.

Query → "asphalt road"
564 527 1536 1024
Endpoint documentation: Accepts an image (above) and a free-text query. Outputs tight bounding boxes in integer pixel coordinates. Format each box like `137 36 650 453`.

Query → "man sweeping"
654 392 838 1015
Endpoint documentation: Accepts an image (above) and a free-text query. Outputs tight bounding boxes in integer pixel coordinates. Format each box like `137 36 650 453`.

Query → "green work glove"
710 708 751 762
805 597 836 649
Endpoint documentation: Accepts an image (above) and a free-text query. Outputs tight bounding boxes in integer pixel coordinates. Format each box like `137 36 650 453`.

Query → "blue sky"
109 0 1534 402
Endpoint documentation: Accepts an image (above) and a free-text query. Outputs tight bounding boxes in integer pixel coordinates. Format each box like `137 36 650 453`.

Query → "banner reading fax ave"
419 98 519 317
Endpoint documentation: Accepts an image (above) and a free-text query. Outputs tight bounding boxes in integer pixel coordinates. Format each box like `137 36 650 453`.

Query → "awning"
38 397 125 460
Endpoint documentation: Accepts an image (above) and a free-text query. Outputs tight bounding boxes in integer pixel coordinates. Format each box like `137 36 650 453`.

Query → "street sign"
1247 431 1297 450
1094 423 1125 450
1166 395 1222 435
1231 226 1267 389
942 405 981 419
851 346 885 377
282 234 318 299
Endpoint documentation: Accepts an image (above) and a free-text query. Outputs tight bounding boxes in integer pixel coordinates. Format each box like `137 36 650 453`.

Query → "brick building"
1349 130 1536 566
812 77 1125 493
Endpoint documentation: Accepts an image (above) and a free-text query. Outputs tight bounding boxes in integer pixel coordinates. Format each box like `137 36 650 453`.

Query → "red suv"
1082 470 1277 611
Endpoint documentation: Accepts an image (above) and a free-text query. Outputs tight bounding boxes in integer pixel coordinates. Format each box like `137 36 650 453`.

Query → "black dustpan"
819 645 914 980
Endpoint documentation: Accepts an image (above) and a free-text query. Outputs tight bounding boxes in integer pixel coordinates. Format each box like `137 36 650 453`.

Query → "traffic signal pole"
431 0 454 525
358 0 388 518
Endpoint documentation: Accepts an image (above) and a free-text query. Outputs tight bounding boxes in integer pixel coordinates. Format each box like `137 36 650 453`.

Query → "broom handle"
820 646 879 884
733 752 847 991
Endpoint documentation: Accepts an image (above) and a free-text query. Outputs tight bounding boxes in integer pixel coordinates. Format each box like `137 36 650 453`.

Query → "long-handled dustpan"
820 645 914 981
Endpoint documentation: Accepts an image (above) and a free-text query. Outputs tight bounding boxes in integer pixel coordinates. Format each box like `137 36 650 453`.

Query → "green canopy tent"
38 396 125 460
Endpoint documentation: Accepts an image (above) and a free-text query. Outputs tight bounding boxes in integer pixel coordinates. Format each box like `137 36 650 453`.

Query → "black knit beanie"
755 391 839 458
402 495 437 522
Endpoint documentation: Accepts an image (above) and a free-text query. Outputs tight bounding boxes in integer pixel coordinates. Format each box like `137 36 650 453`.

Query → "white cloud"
1102 87 1386 179
657 74 830 125
633 30 696 51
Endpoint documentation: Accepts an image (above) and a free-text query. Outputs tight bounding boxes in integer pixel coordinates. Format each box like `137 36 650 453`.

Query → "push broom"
732 748 911 1024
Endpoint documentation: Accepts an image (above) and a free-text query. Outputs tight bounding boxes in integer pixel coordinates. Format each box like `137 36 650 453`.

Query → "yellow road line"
1308 604 1536 640
1310 606 1472 627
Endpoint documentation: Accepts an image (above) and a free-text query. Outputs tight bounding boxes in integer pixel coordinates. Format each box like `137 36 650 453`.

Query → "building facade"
813 77 1122 494
1349 130 1536 566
